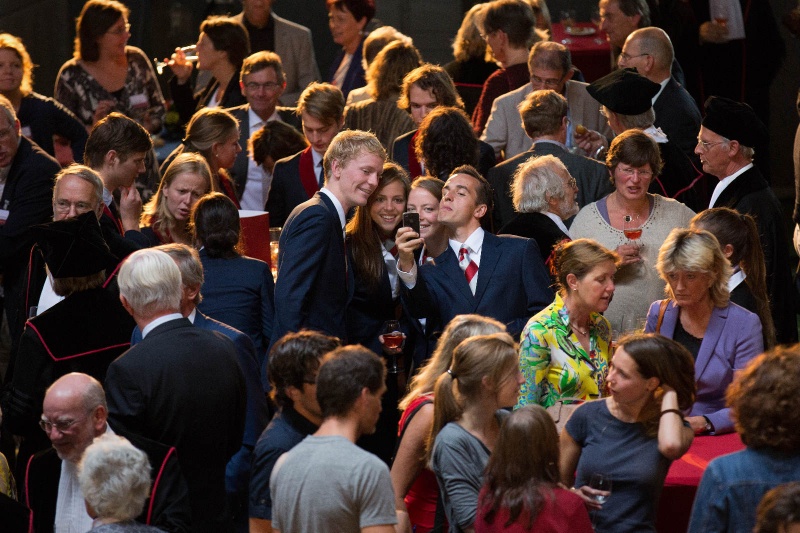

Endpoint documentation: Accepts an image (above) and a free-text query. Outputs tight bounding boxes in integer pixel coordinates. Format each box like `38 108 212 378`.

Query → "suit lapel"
694 306 727 380
437 248 475 305
299 147 319 199
474 233 500 305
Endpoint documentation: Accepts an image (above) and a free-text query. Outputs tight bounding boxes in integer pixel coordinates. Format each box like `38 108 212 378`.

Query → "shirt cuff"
397 262 417 289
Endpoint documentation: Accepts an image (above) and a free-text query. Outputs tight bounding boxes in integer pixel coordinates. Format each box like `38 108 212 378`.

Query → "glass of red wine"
381 320 403 374
623 215 643 245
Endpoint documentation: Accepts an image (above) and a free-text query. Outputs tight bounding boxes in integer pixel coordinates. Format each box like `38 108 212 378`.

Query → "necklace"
570 321 589 336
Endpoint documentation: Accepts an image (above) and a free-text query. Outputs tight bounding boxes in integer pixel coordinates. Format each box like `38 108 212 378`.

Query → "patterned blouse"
55 47 165 131
517 293 612 409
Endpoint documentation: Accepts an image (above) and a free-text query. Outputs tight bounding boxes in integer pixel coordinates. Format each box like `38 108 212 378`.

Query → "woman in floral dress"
517 239 619 408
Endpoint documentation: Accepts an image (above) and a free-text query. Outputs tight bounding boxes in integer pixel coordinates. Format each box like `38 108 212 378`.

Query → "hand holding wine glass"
379 320 404 374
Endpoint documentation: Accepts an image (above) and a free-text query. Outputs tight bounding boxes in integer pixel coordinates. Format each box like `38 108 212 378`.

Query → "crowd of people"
0 0 799 531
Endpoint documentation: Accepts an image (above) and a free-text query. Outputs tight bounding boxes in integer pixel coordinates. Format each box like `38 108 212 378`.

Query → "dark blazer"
99 203 151 260
713 165 797 344
266 147 319 228
170 69 248 125
403 232 553 340
131 310 269 494
652 77 702 158
105 318 247 532
227 103 301 199
18 92 88 162
499 212 569 277
488 141 612 231
197 249 275 385
390 128 497 180
650 139 705 212
24 430 192 533
328 37 366 100
272 192 354 345
645 300 763 433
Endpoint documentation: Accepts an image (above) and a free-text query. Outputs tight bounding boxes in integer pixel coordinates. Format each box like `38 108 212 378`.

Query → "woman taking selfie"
560 334 696 533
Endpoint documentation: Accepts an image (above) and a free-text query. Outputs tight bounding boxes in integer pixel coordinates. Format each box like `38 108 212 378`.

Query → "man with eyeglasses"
487 89 611 230
228 51 302 210
617 27 700 159
24 372 191 533
697 96 797 345
482 41 611 161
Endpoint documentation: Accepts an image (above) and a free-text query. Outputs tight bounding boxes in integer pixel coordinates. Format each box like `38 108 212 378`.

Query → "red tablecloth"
656 433 746 532
551 23 612 83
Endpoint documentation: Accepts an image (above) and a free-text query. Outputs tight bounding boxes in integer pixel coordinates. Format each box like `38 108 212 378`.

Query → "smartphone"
402 211 420 235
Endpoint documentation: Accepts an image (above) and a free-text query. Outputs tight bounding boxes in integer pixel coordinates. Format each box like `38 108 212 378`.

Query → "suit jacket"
713 166 797 344
327 37 366 100
232 12 320 105
645 300 762 434
498 212 569 275
131 310 269 494
0 137 59 283
344 97 415 150
266 147 318 227
488 141 612 230
403 232 553 340
99 203 150 260
481 81 612 160
272 192 354 344
24 430 192 533
652 77 702 158
169 69 248 126
18 92 88 163
227 103 302 199
390 129 497 180
105 318 247 532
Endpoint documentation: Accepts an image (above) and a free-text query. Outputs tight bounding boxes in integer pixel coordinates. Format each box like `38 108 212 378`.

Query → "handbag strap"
655 299 671 334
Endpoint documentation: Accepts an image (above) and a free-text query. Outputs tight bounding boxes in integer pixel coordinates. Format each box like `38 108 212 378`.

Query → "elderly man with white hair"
498 154 577 273
105 249 247 532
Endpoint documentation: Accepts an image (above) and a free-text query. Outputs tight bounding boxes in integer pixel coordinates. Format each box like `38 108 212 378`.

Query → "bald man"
618 27 701 157
23 373 190 533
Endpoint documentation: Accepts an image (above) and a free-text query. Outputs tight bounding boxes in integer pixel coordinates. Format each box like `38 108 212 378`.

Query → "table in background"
551 23 611 83
656 433 746 533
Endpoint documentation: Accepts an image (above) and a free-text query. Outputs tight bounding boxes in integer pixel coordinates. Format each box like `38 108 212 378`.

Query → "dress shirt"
709 163 754 208
652 78 670 105
382 241 400 300
141 313 184 338
319 188 346 237
728 267 746 293
240 107 279 210
36 270 64 315
449 227 484 295
545 211 572 238
102 187 114 208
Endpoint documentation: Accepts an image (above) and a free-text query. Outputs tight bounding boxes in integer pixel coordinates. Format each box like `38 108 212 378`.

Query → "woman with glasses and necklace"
570 130 695 336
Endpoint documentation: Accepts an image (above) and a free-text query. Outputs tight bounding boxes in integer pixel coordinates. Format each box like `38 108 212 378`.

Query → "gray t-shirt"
431 411 509 533
270 435 397 532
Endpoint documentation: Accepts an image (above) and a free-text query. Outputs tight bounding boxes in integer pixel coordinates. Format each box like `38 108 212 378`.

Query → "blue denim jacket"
688 447 800 533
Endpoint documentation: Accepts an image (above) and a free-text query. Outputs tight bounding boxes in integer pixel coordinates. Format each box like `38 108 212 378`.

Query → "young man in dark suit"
266 82 345 227
271 130 385 344
397 165 553 340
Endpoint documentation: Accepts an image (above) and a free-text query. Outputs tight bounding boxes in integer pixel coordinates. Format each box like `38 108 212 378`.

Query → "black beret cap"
35 211 114 279
701 96 767 148
587 68 660 115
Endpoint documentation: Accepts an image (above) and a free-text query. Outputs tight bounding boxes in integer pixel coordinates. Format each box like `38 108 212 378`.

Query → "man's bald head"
623 27 674 80
42 373 107 463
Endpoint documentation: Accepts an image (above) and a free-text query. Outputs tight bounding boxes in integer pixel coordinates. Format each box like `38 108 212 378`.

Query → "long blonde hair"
400 314 506 411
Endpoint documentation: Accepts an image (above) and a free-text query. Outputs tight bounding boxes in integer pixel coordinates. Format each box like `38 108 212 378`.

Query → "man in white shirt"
696 96 796 344
228 52 302 210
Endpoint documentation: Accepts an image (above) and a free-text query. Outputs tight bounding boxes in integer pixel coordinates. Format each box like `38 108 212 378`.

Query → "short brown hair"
200 16 250 70
240 50 285 85
606 129 663 178
84 113 152 168
249 121 308 168
296 82 345 124
317 345 385 419
398 64 464 113
269 330 341 409
727 345 800 453
552 238 619 293
415 107 479 180
519 89 567 138
365 40 422 101
481 0 537 49
528 41 571 76
325 0 376 23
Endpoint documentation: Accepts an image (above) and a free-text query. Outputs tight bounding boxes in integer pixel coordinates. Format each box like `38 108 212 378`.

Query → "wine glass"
381 320 403 374
154 44 198 75
710 0 729 29
623 215 643 246
589 473 612 504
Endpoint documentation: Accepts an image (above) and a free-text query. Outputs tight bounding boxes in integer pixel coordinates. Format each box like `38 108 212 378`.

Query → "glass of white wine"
589 473 612 504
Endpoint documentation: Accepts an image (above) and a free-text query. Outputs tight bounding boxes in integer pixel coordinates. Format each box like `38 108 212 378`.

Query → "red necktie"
458 246 478 285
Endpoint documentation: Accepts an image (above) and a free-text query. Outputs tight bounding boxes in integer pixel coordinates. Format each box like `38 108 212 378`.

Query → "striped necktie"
458 246 478 288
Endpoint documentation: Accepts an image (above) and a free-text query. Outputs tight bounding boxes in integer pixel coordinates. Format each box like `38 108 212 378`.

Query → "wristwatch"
703 416 714 434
